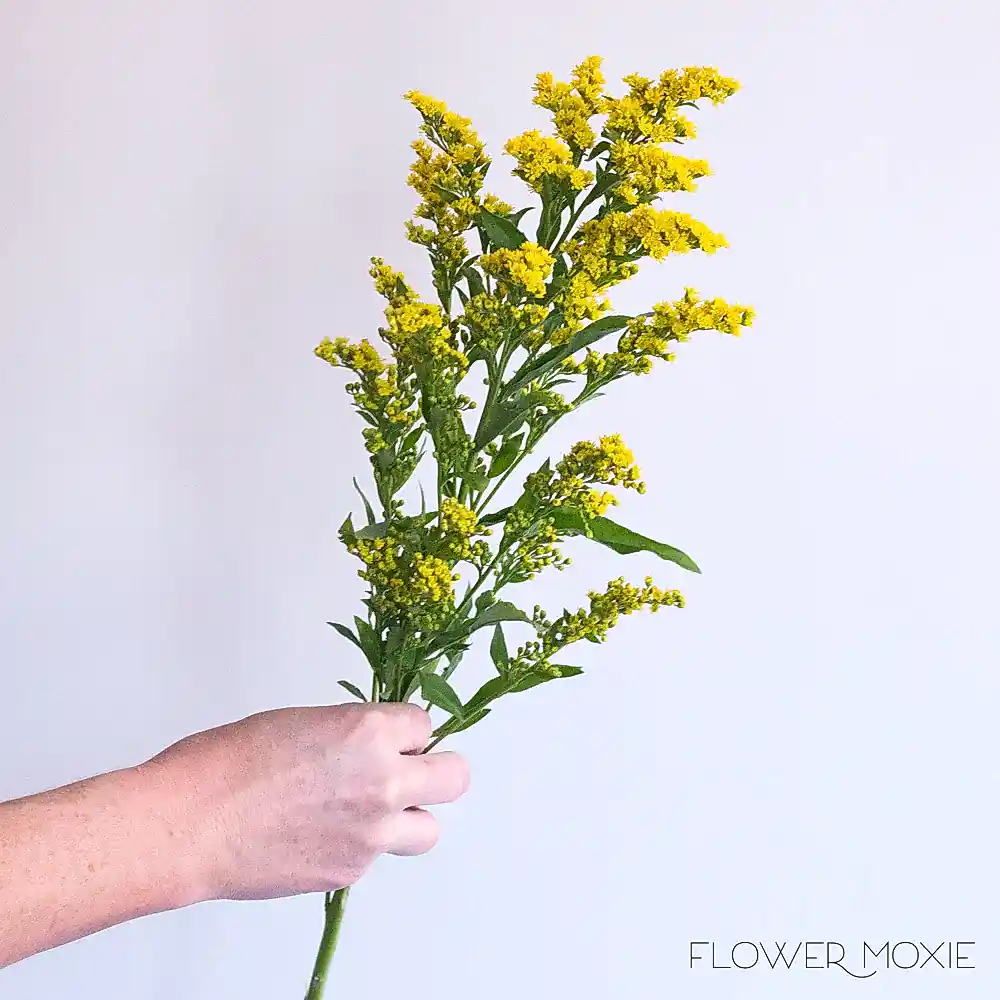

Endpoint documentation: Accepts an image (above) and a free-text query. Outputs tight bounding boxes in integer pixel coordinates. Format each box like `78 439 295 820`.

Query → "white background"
2 1 998 997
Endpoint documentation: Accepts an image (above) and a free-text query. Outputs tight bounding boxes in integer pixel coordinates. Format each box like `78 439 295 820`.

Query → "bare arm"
0 765 197 967
0 703 469 968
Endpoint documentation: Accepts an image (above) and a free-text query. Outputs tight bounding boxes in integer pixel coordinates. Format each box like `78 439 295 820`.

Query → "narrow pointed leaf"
337 680 368 702
510 666 584 692
479 505 513 528
506 315 631 395
553 512 701 573
328 621 362 650
490 624 509 671
433 706 491 740
487 433 524 479
352 478 377 525
420 672 466 718
472 601 532 631
478 209 528 250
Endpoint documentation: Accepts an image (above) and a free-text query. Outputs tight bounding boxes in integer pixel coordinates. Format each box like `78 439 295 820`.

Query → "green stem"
305 887 351 1000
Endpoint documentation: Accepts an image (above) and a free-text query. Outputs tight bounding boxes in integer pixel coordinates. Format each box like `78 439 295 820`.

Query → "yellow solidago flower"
563 288 754 384
547 270 616 347
370 257 413 301
610 143 712 204
557 435 645 494
314 336 387 376
601 67 739 145
504 131 593 192
641 287 755 341
439 497 478 539
483 193 514 216
382 298 468 373
525 434 644 519
461 295 548 352
569 207 727 279
533 56 606 151
658 67 740 105
348 534 457 629
511 576 684 674
479 243 556 298
404 91 487 169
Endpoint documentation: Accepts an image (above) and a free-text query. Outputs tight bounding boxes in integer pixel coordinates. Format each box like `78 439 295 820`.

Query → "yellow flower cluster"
440 497 478 537
314 336 386 376
609 143 711 204
569 206 727 278
525 434 644 519
504 131 593 192
512 576 685 674
517 521 571 578
548 270 617 347
602 67 739 144
641 286 755 341
436 497 492 566
367 259 469 374
557 435 645 493
314 335 418 453
563 288 754 383
403 91 493 273
479 243 556 298
501 508 571 581
533 55 606 150
348 534 458 629
460 294 548 352
657 66 741 105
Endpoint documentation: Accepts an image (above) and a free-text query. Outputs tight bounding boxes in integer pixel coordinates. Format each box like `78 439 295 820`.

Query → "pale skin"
0 702 469 968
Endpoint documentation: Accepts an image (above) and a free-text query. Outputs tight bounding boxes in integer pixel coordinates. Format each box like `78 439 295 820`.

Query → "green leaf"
339 513 356 542
586 140 612 161
581 170 621 208
510 666 584 692
355 521 390 539
478 209 528 250
354 617 384 670
507 315 632 395
490 624 510 671
420 671 466 718
478 506 512 528
549 505 593 537
487 434 524 479
401 424 425 454
337 680 368 702
441 646 466 682
509 207 533 226
555 513 701 573
471 600 532 632
464 676 510 712
465 665 584 711
464 469 490 491
327 621 363 651
464 265 485 298
474 398 530 447
433 706 491 739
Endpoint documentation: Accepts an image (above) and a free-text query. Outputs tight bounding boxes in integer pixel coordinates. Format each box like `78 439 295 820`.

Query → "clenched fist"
141 703 470 901
0 702 470 967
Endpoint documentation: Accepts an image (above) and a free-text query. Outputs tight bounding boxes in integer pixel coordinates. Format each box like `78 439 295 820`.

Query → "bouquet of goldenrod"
307 55 752 998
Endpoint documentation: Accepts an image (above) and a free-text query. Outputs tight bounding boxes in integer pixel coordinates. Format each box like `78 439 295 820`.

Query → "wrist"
118 761 214 911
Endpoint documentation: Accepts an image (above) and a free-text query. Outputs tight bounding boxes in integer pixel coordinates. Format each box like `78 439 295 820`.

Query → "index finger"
369 702 433 753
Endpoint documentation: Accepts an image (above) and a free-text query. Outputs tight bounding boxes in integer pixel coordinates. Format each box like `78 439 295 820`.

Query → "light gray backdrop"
1 1 997 998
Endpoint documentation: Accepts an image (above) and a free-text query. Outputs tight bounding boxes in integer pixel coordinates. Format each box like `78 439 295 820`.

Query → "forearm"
0 765 200 967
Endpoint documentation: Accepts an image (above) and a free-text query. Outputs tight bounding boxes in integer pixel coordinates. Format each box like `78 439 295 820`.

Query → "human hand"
138 703 469 903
